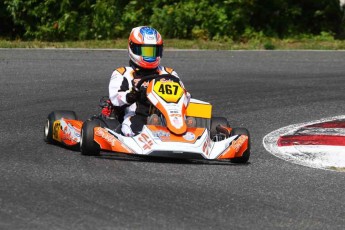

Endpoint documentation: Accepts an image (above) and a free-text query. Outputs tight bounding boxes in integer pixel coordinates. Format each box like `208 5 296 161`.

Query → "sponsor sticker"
231 135 248 152
170 114 182 117
152 130 170 141
133 79 149 88
138 133 153 150
95 128 117 147
172 117 183 127
183 132 195 141
145 35 155 40
202 138 211 156
159 78 174 83
61 120 80 143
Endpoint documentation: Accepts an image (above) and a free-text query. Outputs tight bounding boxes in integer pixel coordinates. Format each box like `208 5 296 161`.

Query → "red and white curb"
263 115 345 170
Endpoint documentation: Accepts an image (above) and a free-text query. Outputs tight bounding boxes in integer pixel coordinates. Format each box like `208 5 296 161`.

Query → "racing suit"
109 63 180 136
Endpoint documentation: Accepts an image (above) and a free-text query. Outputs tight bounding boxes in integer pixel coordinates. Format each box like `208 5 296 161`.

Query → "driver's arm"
109 70 132 106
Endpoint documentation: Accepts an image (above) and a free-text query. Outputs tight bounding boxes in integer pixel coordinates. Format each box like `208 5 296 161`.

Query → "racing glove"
126 91 140 104
101 98 113 117
101 106 112 117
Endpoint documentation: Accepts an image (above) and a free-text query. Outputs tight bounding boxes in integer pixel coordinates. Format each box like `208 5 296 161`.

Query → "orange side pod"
217 135 249 159
93 127 133 154
58 119 83 146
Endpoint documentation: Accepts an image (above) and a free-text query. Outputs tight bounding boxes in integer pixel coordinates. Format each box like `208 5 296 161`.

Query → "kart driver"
103 26 188 136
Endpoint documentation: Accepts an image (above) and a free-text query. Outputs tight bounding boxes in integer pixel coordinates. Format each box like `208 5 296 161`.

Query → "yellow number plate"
153 81 184 103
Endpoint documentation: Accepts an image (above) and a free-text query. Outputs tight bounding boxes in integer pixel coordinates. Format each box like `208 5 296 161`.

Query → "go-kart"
44 74 250 163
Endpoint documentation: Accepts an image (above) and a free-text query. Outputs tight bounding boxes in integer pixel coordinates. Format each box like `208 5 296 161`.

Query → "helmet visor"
130 43 163 58
141 46 156 58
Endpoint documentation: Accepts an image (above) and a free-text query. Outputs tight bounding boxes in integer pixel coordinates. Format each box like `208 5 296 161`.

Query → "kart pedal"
147 114 162 126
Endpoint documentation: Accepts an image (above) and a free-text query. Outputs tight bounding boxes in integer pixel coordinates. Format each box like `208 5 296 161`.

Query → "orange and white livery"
44 74 251 163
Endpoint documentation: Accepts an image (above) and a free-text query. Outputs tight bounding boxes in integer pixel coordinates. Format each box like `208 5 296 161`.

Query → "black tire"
210 116 229 138
44 110 78 143
80 119 102 156
230 128 250 164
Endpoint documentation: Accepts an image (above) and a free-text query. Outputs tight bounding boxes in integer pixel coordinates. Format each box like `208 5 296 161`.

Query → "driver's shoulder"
114 66 134 75
158 66 176 75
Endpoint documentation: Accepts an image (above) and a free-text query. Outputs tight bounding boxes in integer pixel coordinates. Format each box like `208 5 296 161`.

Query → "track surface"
1 50 345 229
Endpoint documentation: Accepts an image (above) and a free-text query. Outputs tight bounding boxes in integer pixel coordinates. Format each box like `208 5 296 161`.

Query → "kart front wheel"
80 119 101 156
44 110 78 144
230 128 251 164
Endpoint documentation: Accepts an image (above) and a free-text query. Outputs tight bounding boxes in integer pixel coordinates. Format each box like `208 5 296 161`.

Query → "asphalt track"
1 49 345 230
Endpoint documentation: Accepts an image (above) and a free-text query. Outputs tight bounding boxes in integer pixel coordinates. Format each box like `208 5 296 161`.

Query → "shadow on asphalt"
45 143 251 166
96 152 251 166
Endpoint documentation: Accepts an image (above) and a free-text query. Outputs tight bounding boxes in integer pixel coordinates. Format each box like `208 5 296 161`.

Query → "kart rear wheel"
230 128 250 164
210 116 229 138
80 119 101 156
44 110 78 143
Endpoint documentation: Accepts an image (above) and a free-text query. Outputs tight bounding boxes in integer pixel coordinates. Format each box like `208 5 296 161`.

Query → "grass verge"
1 37 345 50
328 167 345 172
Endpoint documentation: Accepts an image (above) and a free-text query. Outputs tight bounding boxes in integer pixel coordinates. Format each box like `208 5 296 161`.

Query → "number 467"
158 84 179 95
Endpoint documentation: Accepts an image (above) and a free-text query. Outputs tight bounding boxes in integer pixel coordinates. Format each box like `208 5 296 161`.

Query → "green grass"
1 36 345 50
328 167 345 172
0 39 128 49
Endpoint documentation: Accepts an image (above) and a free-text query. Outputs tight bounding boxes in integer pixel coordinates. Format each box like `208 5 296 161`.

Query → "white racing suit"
109 65 185 136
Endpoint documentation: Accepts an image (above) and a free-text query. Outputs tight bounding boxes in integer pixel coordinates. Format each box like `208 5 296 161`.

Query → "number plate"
153 81 184 103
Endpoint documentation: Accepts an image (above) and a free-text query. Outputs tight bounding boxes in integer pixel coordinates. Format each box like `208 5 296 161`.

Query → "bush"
1 0 344 41
250 0 343 38
91 0 122 39
0 0 17 38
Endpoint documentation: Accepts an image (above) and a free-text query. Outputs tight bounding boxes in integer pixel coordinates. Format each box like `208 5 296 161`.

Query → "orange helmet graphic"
128 26 163 69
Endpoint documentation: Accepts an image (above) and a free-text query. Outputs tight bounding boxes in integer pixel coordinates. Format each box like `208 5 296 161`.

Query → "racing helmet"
128 26 163 69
